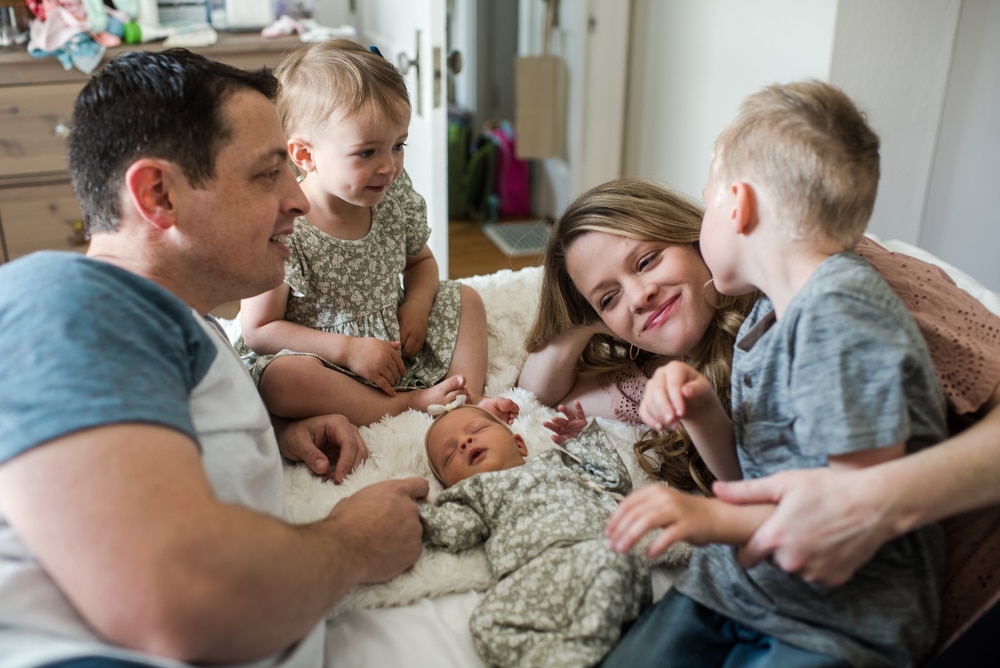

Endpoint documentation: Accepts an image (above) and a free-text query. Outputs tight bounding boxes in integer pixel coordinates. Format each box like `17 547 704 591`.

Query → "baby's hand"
347 337 407 395
638 360 714 431
544 400 588 444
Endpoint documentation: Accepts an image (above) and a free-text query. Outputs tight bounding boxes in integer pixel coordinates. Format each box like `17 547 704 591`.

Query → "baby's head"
274 37 410 142
425 405 528 488
709 80 880 250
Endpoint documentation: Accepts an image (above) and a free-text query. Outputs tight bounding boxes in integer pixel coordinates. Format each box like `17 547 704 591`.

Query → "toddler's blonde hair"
275 38 410 139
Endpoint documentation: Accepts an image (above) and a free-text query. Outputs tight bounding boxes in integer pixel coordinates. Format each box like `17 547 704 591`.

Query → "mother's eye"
638 250 661 271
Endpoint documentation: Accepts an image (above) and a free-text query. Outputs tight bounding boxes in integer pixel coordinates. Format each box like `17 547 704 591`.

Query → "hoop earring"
629 344 639 360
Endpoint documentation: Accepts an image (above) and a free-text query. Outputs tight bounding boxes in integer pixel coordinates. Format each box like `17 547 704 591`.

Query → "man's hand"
713 467 890 586
275 414 369 483
328 476 429 583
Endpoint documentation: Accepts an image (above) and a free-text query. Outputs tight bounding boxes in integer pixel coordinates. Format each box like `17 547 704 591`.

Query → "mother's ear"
123 159 176 231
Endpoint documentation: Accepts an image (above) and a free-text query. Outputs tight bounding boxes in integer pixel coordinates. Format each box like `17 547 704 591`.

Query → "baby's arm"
398 245 439 357
605 484 773 559
419 497 488 552
241 284 406 395
640 360 741 481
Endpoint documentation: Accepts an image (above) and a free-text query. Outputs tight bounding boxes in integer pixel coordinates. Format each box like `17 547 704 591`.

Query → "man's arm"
0 423 427 664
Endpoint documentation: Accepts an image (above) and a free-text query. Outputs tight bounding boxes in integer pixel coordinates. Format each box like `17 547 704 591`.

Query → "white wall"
829 0 960 245
623 0 837 200
920 0 1000 291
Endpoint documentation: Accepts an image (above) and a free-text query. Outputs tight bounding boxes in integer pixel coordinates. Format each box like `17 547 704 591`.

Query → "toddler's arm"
605 484 773 559
398 245 439 357
640 361 741 480
241 284 406 395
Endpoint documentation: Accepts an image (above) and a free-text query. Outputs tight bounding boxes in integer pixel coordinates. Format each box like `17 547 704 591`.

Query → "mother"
517 177 1000 651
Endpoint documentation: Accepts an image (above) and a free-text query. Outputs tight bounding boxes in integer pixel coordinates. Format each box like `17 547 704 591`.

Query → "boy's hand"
639 360 715 431
605 485 728 558
346 337 407 395
544 400 589 444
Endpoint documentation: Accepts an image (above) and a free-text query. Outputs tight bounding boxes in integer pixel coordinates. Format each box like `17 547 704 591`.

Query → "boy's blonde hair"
424 405 517 485
274 38 410 139
711 80 880 248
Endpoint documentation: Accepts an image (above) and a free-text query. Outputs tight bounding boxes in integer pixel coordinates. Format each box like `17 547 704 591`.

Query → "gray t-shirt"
677 252 948 667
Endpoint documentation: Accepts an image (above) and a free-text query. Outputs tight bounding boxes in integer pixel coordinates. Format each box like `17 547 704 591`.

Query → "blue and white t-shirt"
0 252 322 667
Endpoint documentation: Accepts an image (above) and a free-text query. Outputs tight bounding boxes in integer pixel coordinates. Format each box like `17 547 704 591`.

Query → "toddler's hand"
638 360 714 431
347 337 407 395
544 400 588 444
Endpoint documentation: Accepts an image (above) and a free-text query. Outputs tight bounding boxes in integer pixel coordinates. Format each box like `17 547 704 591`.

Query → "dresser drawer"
0 181 87 262
0 81 81 180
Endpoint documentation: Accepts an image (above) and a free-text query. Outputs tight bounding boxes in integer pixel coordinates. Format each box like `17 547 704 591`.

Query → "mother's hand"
712 467 892 586
274 414 369 483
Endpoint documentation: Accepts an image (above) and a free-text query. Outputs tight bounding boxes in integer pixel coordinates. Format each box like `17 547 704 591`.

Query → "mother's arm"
517 322 620 418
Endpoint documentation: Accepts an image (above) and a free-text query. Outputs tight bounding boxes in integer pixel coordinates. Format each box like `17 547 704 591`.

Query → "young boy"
421 401 651 668
602 80 948 667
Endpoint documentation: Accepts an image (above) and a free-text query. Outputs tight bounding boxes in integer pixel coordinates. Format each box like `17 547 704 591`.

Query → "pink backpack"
486 122 532 218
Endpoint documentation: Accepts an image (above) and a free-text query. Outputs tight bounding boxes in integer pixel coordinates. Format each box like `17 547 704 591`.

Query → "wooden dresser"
0 34 299 316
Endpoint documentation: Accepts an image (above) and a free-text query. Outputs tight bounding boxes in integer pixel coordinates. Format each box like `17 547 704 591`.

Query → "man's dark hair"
67 49 279 233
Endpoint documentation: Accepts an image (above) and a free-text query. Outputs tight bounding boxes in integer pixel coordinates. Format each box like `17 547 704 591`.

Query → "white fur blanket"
225 266 690 617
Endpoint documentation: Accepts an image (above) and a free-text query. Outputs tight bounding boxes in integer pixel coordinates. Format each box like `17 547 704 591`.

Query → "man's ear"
731 180 757 235
123 159 176 231
287 137 315 172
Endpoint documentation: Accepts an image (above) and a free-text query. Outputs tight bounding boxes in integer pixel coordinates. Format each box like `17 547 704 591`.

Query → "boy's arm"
605 484 773 558
640 361 742 480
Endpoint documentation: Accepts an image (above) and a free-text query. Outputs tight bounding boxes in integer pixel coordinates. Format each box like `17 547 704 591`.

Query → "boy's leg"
599 589 733 668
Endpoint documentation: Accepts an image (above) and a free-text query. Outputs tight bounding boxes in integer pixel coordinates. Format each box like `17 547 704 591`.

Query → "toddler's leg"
259 355 467 426
447 284 488 396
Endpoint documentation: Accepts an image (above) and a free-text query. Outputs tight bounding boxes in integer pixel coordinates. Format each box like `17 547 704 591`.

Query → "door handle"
398 31 423 117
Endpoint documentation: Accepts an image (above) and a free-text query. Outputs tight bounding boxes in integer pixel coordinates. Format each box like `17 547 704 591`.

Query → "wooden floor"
447 219 544 279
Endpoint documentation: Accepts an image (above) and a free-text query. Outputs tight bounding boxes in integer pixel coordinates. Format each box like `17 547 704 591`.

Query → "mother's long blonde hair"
526 178 757 493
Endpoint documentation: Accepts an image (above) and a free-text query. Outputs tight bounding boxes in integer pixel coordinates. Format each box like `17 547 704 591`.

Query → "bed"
224 236 1000 667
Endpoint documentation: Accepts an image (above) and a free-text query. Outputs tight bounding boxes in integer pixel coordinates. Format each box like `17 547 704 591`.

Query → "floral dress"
236 171 462 389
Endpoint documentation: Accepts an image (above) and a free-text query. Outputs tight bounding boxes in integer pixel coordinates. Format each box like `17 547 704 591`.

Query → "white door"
354 0 450 278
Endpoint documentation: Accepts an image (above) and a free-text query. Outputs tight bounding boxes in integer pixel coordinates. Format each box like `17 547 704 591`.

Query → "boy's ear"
731 180 757 235
123 159 176 231
287 137 315 172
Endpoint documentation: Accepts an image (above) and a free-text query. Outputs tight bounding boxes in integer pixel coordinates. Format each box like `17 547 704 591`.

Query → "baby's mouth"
468 448 486 465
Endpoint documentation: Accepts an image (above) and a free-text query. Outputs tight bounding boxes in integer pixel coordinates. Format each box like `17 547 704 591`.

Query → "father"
0 49 426 666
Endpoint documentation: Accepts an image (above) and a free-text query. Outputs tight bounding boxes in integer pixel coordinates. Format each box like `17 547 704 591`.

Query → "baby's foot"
406 375 469 413
474 396 520 425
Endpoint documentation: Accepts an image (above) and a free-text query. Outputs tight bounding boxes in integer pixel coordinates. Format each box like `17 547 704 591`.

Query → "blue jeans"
600 589 851 668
